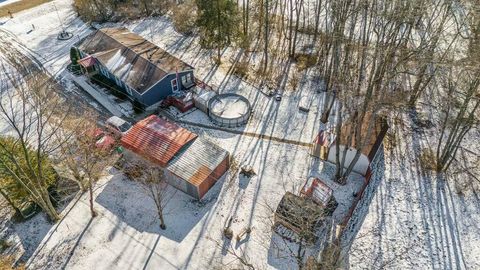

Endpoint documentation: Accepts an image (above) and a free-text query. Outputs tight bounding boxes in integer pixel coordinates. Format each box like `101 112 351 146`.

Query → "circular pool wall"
208 93 251 128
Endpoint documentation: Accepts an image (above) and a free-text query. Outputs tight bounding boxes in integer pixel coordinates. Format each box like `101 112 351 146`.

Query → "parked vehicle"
105 116 132 137
84 128 117 152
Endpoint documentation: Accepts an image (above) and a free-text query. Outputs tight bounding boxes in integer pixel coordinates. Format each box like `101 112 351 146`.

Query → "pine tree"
196 0 239 61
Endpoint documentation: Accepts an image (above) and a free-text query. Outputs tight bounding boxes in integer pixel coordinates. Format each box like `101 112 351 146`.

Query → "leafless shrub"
233 60 249 78
124 162 175 230
294 53 316 71
0 255 25 270
419 148 437 171
384 131 397 151
288 69 301 91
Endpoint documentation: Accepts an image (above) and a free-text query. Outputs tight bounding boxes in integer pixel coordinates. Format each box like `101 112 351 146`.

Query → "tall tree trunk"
88 179 97 218
0 188 22 217
158 209 166 230
264 0 269 72
321 91 335 123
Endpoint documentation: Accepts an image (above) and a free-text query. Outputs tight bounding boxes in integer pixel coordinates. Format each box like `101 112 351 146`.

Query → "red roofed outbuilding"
121 115 229 199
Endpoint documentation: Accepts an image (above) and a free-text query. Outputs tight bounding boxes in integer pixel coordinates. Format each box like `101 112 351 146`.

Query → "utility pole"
54 3 73 40
53 3 66 34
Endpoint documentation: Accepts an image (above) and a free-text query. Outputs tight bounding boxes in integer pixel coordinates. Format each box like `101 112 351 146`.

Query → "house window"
171 78 178 92
181 73 194 88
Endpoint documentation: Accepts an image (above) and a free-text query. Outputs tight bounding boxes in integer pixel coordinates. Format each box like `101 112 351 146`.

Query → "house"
120 115 229 199
75 28 195 108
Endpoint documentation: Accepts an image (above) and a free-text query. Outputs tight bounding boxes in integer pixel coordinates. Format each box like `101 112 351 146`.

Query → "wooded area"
72 0 479 183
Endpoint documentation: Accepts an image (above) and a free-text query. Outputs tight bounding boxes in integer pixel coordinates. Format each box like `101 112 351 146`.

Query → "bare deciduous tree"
435 69 480 172
56 110 120 218
125 163 174 230
0 61 70 221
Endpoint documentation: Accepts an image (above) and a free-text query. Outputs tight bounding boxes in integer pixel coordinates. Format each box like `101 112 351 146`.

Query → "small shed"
300 177 334 208
193 88 217 114
274 192 325 243
166 137 229 199
310 130 334 160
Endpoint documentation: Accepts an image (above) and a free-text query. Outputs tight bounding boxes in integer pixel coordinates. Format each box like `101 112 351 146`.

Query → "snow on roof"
120 115 197 167
79 28 193 94
166 137 229 187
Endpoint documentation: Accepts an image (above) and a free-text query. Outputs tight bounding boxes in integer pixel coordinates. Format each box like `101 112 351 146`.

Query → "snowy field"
0 0 479 270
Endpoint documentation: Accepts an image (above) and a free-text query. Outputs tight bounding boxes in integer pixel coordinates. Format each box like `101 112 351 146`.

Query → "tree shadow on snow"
95 173 221 243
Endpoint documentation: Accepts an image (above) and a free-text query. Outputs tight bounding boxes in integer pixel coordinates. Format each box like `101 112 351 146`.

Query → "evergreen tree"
196 0 239 61
0 136 57 219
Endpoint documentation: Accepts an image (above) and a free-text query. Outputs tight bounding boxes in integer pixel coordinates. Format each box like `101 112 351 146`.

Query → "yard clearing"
0 0 52 17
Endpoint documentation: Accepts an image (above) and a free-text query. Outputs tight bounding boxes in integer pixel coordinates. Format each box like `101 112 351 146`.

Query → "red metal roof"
78 55 96 68
121 115 197 167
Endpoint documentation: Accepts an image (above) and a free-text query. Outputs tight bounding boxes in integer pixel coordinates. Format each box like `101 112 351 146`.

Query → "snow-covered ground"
0 1 479 270
0 0 92 75
348 112 480 270
120 17 327 144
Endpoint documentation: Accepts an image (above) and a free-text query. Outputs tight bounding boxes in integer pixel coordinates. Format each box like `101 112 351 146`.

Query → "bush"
294 53 317 71
419 148 437 171
288 69 301 91
384 131 397 151
0 137 57 214
233 60 249 78
0 255 25 270
0 239 11 252
74 0 169 22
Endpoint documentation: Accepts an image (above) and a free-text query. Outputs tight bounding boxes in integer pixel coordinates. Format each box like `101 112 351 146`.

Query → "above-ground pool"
208 93 251 128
